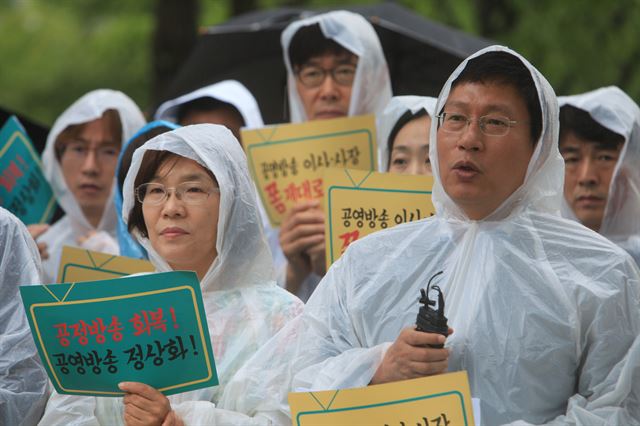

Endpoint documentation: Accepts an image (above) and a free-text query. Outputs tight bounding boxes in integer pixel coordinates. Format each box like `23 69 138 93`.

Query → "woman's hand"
119 382 174 426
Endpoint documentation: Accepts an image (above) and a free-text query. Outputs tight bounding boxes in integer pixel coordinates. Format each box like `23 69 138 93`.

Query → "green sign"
20 271 218 397
0 115 56 224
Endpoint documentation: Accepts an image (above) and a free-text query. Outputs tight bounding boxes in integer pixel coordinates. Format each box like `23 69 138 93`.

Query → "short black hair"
387 109 429 169
176 97 244 126
451 51 542 144
559 104 625 148
288 23 353 68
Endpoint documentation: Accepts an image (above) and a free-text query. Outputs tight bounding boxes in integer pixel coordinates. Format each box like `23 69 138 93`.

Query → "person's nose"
456 119 483 152
317 73 340 100
576 158 599 188
160 189 186 218
408 159 429 176
80 148 100 175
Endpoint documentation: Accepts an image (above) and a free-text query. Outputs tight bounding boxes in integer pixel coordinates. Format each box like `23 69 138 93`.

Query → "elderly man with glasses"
277 10 392 301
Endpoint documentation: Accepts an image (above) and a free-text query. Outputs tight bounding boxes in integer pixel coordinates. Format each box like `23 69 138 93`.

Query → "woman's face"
142 156 220 279
388 115 432 176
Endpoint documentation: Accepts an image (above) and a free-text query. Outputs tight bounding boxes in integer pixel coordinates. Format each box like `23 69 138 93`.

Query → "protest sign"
324 168 435 268
289 371 475 426
242 115 377 226
20 271 218 397
57 246 155 283
0 116 56 224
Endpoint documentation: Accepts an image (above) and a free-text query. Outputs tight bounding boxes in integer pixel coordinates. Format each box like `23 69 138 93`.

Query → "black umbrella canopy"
157 3 494 124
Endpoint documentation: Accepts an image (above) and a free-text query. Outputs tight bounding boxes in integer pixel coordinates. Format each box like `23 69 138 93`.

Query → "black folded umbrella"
156 2 494 124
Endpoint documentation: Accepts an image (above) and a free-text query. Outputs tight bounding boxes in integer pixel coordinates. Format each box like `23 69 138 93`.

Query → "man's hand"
27 224 50 260
370 327 452 385
120 382 173 426
279 200 325 293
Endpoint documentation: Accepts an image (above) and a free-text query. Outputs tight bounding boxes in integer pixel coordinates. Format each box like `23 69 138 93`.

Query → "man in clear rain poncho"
0 207 49 425
37 89 146 283
220 46 640 425
558 86 640 265
278 10 392 301
38 124 302 425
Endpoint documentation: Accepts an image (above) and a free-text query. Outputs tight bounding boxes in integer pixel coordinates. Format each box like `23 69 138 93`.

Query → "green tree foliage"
1 0 638 126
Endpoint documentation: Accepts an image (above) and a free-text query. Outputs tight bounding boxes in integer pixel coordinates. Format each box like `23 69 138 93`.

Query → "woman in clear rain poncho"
220 46 640 425
558 86 640 265
377 95 437 174
38 124 302 425
38 89 146 283
279 10 393 301
0 207 49 426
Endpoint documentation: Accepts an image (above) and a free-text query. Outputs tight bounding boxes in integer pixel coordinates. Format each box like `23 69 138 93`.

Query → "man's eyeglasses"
295 64 357 88
436 112 520 137
62 141 120 162
135 182 219 206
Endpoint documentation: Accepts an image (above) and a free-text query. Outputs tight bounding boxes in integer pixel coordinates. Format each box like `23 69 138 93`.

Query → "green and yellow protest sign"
289 371 475 426
0 116 56 224
57 246 155 283
324 168 435 268
20 271 218 397
242 115 377 226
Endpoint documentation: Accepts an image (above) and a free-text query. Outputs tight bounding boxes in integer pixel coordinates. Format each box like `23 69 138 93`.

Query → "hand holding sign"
120 381 173 426
28 223 50 260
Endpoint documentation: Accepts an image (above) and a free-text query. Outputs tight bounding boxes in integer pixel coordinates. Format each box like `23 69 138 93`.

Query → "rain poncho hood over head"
221 46 640 425
39 89 145 282
377 95 437 171
0 207 49 426
281 10 392 123
558 86 640 264
114 120 180 259
154 80 264 129
39 124 302 425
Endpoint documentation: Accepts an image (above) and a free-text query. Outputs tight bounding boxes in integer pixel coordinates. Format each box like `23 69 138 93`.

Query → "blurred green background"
2 0 639 125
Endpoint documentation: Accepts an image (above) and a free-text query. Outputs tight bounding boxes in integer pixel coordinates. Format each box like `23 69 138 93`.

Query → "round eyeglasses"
135 182 219 206
295 64 357 88
437 112 520 137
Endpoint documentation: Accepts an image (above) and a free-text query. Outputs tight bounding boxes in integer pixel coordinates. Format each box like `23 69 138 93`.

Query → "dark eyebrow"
445 100 514 116
559 145 579 154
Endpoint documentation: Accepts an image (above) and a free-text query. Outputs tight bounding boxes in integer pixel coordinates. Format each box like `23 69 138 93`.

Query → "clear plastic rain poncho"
377 95 437 171
38 124 302 425
113 120 180 259
558 86 640 265
0 207 49 426
220 46 640 425
39 89 146 283
281 10 393 123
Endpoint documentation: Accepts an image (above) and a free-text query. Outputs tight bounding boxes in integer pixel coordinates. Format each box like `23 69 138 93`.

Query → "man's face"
560 132 623 231
59 115 120 224
294 51 357 121
437 82 535 220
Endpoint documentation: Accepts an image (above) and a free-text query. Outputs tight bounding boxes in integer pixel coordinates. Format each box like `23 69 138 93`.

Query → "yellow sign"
289 371 475 426
57 246 155 283
242 115 377 226
324 169 435 268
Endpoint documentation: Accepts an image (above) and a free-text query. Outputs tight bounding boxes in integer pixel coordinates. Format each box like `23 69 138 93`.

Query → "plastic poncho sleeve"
38 392 100 426
0 209 49 426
